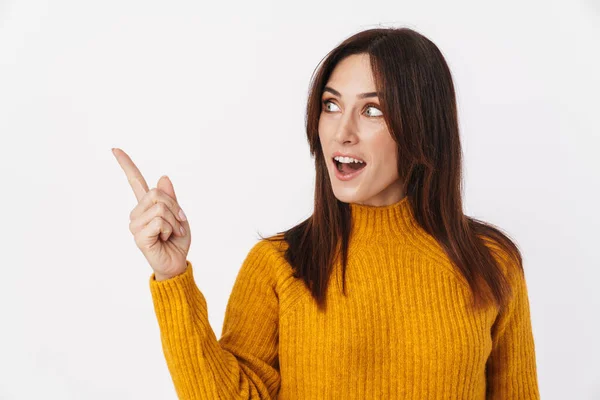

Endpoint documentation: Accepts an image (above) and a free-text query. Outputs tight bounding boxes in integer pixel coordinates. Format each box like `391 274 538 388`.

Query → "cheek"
318 116 332 139
318 118 337 154
371 133 398 174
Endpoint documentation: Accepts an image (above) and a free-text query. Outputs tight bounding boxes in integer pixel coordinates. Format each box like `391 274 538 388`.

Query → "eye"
364 104 383 117
321 99 383 118
322 99 340 113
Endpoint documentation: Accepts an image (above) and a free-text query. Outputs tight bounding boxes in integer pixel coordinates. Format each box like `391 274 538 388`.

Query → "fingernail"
178 209 187 221
180 225 186 235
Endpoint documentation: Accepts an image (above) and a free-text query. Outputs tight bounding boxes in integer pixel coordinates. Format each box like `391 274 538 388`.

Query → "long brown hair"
260 27 522 314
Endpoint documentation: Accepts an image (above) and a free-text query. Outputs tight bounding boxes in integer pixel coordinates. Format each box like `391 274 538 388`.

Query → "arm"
485 256 540 399
149 240 281 399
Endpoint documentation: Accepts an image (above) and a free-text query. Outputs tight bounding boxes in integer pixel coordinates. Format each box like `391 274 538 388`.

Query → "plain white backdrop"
1 0 598 398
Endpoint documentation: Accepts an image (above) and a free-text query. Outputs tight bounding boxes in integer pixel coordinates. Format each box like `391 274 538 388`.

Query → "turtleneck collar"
348 195 421 240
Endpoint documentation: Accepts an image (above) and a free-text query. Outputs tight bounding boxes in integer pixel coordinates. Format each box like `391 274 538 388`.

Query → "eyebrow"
323 86 381 99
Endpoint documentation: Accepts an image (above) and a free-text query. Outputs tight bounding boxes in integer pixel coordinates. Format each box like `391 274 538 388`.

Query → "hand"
112 148 191 281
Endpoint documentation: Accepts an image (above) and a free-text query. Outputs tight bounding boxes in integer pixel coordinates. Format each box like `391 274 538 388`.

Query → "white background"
1 0 598 398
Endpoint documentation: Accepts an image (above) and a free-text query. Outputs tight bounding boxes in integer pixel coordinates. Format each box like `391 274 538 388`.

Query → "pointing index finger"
112 148 150 202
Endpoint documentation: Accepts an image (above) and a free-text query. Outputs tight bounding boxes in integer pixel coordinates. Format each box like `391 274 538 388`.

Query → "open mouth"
333 158 367 175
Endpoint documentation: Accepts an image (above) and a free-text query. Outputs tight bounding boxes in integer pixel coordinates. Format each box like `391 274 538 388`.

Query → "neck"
348 196 421 240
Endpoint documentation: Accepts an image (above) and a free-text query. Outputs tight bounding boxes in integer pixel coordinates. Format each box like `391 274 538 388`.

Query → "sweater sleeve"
148 240 281 399
485 254 540 399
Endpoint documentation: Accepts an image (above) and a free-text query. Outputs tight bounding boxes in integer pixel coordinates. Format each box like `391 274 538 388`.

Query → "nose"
334 112 359 144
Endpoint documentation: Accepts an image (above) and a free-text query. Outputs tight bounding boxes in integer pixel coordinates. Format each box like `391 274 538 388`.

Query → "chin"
330 187 364 204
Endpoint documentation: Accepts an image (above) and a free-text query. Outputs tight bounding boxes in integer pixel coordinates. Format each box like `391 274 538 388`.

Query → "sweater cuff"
148 260 213 339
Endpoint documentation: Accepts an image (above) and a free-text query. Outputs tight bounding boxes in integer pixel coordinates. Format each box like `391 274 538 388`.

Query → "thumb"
157 175 178 202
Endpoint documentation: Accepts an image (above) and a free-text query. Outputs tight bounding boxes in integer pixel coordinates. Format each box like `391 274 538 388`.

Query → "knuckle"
156 202 168 215
149 188 159 200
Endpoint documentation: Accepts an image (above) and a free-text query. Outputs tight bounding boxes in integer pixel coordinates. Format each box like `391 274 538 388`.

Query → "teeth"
334 156 365 164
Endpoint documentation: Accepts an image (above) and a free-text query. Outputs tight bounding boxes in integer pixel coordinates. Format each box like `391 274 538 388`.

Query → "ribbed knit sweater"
149 197 540 399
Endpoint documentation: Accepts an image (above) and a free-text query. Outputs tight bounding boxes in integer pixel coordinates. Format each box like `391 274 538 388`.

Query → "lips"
331 157 367 181
332 151 366 162
333 158 366 172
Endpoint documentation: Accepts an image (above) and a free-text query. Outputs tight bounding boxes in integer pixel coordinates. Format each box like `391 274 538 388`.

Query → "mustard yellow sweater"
149 197 540 399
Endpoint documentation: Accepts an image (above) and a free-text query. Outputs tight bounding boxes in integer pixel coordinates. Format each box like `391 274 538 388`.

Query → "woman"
113 27 540 399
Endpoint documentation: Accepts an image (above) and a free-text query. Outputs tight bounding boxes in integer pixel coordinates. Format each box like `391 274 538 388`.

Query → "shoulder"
478 235 529 309
245 234 289 266
240 235 293 286
479 235 523 278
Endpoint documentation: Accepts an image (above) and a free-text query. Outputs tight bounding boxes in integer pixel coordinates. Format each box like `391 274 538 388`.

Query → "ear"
157 175 178 202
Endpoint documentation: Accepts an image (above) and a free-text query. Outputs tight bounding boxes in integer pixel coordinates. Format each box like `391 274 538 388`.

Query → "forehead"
325 53 376 95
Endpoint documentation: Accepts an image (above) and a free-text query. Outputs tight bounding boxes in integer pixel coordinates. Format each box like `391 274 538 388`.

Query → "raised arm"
485 252 540 399
149 240 282 399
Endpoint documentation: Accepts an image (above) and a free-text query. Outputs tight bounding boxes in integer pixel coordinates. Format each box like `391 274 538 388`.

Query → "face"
318 53 404 207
